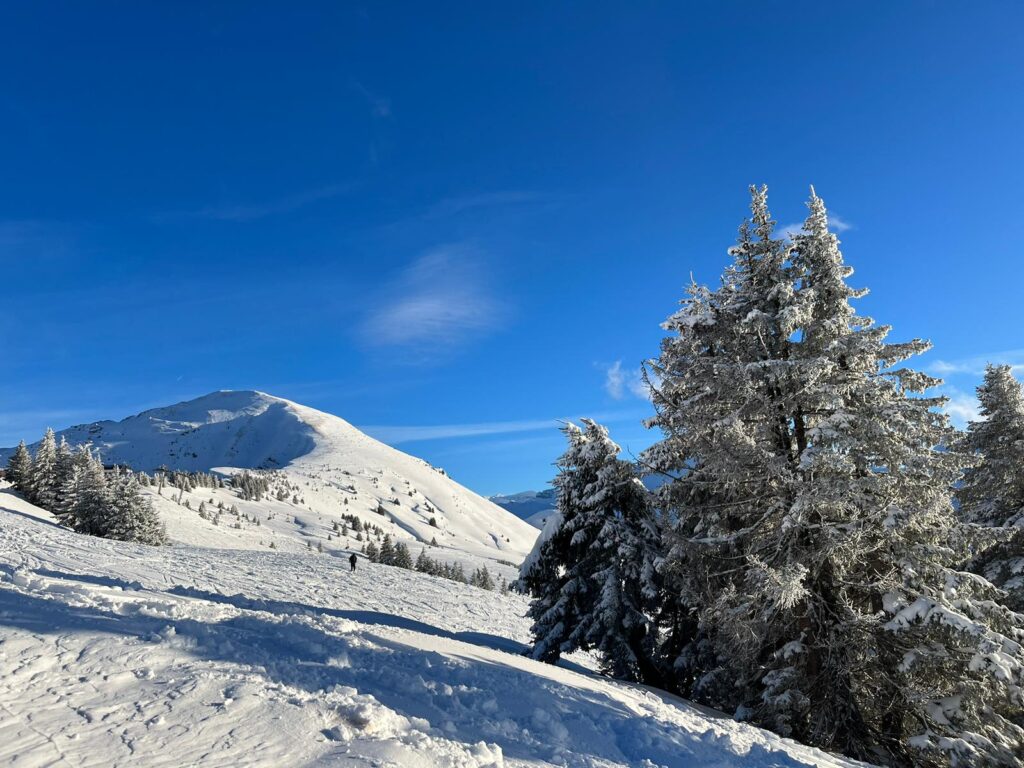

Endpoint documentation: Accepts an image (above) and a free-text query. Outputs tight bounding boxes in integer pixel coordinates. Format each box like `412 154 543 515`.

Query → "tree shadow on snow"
165 586 552 661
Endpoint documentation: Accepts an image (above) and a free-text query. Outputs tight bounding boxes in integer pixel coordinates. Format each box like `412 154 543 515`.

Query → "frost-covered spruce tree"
955 364 1024 607
643 185 804 703
29 428 59 510
52 437 75 518
645 187 1024 767
104 467 167 545
53 451 84 528
523 422 596 663
575 420 663 684
5 441 32 492
525 420 663 685
393 541 413 569
379 534 395 565
71 448 111 536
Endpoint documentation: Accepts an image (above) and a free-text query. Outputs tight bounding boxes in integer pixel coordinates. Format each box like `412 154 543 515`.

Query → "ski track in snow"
0 488 867 768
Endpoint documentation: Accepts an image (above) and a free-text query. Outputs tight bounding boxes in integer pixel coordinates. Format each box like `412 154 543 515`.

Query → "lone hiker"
349 552 358 572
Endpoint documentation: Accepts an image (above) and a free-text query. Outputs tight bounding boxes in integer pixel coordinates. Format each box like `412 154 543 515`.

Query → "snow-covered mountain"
490 489 557 529
1 391 539 569
0 486 863 768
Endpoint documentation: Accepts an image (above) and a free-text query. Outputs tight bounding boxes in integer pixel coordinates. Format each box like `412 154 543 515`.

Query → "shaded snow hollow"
0 487 867 767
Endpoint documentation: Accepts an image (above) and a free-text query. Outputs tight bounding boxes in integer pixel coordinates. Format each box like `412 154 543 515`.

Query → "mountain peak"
1 391 540 560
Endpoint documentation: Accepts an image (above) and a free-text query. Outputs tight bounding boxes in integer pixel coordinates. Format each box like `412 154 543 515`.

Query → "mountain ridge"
1 390 539 564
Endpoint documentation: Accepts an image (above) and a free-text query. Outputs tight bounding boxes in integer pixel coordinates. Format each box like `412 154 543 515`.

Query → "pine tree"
379 534 395 565
524 420 663 684
393 541 413 569
643 187 1024 766
103 467 168 545
365 540 380 562
473 565 495 590
576 422 663 684
53 453 84 528
71 448 111 536
29 428 59 510
522 422 591 663
955 364 1024 608
5 441 32 492
52 438 75 517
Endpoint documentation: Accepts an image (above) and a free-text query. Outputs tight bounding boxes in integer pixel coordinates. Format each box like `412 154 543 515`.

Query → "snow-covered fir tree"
53 448 85 528
379 534 395 565
103 467 168 545
5 441 32 491
71 447 111 537
956 364 1024 608
52 437 75 520
393 541 413 569
365 540 380 562
524 419 663 685
522 422 591 662
29 428 59 510
643 186 1024 766
470 565 495 591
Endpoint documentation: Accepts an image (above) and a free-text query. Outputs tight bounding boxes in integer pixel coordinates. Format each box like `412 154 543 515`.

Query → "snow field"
0 487 865 767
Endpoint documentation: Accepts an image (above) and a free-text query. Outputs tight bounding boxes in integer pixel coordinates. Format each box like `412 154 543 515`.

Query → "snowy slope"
1 391 538 568
0 486 866 768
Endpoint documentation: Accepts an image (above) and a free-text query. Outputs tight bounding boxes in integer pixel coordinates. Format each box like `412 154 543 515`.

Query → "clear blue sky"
2 3 1022 495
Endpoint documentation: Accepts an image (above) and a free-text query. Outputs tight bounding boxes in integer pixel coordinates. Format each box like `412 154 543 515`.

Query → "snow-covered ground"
0 485 866 767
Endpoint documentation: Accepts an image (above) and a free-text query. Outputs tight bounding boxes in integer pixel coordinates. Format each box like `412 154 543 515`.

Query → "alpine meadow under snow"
5 188 1024 768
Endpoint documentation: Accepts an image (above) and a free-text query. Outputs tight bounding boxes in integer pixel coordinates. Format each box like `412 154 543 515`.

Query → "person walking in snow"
349 552 358 571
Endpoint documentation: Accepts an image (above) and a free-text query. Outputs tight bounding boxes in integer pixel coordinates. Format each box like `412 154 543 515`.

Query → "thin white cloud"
164 183 354 222
941 389 981 428
361 408 650 445
603 360 649 400
362 418 559 444
422 191 548 220
351 80 392 118
360 246 503 350
928 350 1024 378
776 212 853 240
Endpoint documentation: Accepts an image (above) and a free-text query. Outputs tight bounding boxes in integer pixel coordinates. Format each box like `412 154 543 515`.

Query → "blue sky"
1 2 1022 495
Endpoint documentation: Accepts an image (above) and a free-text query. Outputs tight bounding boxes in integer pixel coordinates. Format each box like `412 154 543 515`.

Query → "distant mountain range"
489 489 557 529
491 473 669 530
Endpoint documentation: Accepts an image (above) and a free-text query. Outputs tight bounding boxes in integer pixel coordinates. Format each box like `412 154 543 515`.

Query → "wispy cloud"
602 360 650 400
776 212 853 240
941 388 981 428
359 246 504 352
927 350 1024 378
351 80 391 118
422 191 549 220
162 183 354 222
0 219 79 261
361 408 650 445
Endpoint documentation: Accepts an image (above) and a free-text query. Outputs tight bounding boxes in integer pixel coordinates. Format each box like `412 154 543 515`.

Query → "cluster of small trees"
363 533 503 590
232 471 271 501
149 469 224 493
522 188 1024 767
6 430 167 546
366 534 414 568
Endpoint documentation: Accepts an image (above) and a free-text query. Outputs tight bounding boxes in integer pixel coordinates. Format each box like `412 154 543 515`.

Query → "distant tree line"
521 188 1024 768
363 533 505 591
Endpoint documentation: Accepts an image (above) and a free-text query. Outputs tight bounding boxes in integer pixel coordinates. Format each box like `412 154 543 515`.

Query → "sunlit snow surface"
0 486 868 767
